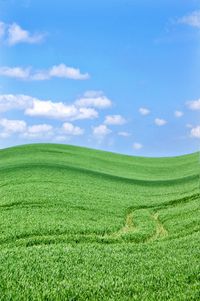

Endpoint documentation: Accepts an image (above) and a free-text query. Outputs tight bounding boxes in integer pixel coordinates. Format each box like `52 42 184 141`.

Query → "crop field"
0 143 199 300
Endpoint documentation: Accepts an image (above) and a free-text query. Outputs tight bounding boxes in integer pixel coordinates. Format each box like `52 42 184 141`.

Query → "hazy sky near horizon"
0 0 200 156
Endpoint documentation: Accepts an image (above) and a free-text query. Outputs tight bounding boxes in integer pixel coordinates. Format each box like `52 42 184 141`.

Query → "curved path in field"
1 194 199 248
0 144 199 248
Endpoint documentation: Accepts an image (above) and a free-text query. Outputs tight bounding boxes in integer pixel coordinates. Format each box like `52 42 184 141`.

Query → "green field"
0 143 199 300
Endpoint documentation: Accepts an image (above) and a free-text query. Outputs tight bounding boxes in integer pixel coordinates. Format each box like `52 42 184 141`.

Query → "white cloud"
7 23 45 45
187 99 200 110
0 117 85 140
0 94 97 120
0 66 30 79
25 99 98 120
25 99 77 119
93 124 112 137
133 142 143 150
0 92 119 122
75 91 112 108
118 131 131 137
174 110 183 118
104 115 126 125
62 122 84 136
0 94 33 112
76 107 98 120
23 124 53 138
154 118 167 126
139 107 150 116
178 11 200 28
190 126 200 138
0 118 27 136
0 64 90 81
0 117 55 139
49 64 89 80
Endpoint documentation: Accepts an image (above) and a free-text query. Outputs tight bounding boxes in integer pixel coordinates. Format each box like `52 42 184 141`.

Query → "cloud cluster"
91 113 127 141
0 92 130 144
62 123 84 136
0 64 90 81
0 94 33 112
1 17 196 153
104 115 126 125
93 124 112 138
178 11 200 28
0 93 110 121
23 124 54 139
0 118 84 140
75 91 112 108
0 21 45 45
25 99 98 120
0 118 26 137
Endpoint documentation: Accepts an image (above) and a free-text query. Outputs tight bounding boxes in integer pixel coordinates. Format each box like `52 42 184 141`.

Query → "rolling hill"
0 143 199 300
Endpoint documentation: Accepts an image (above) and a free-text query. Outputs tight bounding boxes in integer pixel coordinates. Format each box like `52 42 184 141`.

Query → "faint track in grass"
147 213 168 242
0 194 197 248
112 212 135 238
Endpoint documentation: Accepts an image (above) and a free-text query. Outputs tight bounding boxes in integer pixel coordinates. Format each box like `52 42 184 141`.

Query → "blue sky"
0 0 200 156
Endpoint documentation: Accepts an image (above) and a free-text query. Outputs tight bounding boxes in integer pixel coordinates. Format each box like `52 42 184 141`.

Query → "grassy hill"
0 143 199 300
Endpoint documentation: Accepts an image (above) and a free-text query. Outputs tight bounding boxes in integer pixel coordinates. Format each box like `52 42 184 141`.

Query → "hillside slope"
0 144 199 301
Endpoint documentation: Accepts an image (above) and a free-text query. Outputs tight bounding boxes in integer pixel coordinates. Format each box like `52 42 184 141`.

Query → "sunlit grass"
0 143 199 300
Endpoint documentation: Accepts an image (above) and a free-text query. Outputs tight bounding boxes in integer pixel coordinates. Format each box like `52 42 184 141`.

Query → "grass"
0 143 199 300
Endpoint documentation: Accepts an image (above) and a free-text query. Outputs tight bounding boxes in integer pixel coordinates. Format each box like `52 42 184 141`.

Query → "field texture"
0 143 199 300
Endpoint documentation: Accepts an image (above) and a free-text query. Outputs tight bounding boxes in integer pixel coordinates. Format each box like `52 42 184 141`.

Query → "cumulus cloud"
154 118 167 126
0 92 116 141
25 99 98 120
0 64 90 81
0 118 55 139
0 66 30 79
7 23 45 45
187 99 200 110
75 91 112 108
174 111 183 118
23 124 53 139
76 108 98 120
25 99 77 119
0 118 26 136
93 124 112 137
133 142 143 150
62 122 84 136
49 64 89 80
0 118 85 140
190 126 200 138
0 94 33 112
118 131 131 137
139 107 150 116
177 11 200 28
104 115 126 125
0 94 99 121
